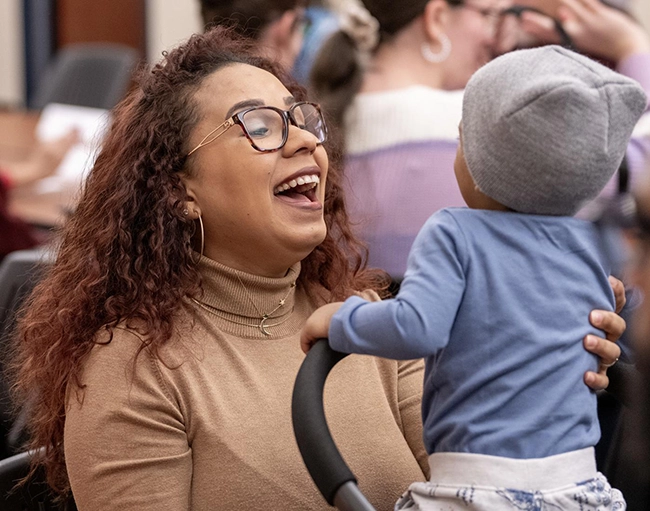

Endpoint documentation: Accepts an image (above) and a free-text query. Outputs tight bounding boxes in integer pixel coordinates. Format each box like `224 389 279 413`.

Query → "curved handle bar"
291 340 376 510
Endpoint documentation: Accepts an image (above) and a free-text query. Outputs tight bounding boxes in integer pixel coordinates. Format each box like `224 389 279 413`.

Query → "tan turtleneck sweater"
64 257 428 511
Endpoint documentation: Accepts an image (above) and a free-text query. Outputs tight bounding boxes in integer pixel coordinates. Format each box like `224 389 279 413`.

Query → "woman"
11 27 623 510
311 0 650 279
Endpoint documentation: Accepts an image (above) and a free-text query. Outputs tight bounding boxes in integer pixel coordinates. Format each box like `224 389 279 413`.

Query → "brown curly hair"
10 26 385 496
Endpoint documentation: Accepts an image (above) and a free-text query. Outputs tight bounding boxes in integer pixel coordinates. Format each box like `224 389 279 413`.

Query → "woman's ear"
178 172 202 219
422 0 450 42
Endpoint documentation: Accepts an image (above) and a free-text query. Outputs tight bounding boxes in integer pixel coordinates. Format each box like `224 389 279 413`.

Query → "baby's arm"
301 302 344 353
304 211 465 360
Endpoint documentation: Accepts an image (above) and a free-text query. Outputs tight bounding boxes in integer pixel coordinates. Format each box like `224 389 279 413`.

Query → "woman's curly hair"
10 26 385 496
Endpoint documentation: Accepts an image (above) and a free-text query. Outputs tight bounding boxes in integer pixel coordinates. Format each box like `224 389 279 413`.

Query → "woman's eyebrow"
225 99 264 119
284 96 296 106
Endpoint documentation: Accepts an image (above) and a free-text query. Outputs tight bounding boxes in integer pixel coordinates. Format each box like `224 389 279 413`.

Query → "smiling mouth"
273 174 320 203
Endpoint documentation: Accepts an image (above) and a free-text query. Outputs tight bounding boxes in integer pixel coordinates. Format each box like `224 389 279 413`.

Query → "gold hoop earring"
198 215 205 259
189 214 205 265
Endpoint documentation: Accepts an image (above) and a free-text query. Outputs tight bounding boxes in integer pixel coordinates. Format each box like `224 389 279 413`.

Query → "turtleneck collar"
189 256 307 339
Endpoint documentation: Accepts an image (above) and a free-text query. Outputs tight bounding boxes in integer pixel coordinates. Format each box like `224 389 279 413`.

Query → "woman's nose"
282 124 319 156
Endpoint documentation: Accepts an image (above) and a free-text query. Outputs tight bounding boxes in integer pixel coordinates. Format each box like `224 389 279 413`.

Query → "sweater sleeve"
64 328 192 511
329 210 467 359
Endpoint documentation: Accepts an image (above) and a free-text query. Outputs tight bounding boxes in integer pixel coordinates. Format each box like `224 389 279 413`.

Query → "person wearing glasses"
310 0 650 283
10 27 624 510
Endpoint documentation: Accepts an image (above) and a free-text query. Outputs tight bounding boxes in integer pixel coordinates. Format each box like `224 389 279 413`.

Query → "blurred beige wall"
0 0 202 107
146 0 202 64
0 0 24 107
632 0 650 32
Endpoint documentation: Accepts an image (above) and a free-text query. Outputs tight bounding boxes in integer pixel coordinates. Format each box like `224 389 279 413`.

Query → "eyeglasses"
459 2 504 29
187 101 328 156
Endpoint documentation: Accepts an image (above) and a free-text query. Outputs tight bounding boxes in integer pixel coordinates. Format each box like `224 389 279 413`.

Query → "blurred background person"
312 0 508 280
199 0 309 71
293 0 341 84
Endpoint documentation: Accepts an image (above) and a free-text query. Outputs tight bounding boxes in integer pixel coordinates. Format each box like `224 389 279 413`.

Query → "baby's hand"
300 302 344 354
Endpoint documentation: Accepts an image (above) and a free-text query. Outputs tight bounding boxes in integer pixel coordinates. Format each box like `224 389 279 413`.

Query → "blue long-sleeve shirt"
329 208 614 459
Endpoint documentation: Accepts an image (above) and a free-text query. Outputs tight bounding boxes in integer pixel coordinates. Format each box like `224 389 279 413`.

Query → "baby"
301 45 647 510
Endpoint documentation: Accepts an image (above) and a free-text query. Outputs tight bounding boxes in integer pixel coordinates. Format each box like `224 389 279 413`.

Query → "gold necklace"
192 275 296 336
191 298 295 335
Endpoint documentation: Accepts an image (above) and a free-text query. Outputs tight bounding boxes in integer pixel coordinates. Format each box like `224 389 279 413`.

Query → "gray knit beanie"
462 45 647 216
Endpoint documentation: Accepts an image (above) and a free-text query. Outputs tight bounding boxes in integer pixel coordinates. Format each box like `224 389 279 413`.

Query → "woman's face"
183 63 329 278
442 0 510 90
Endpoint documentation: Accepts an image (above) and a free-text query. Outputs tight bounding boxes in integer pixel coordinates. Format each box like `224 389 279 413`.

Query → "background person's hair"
200 0 306 37
310 0 462 134
9 25 382 496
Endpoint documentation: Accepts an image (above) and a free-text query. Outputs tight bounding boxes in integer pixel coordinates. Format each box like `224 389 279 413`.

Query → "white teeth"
274 174 320 194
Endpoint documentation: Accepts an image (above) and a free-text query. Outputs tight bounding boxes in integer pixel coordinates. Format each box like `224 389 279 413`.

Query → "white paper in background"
34 103 111 194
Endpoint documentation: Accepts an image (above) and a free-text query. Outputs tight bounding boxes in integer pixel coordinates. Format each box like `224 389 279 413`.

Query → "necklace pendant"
259 317 271 336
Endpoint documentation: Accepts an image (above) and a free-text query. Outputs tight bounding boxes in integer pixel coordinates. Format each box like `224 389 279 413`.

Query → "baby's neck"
467 197 511 212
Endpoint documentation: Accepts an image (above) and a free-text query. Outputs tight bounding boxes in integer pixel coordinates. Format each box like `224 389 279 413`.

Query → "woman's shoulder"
82 321 198 382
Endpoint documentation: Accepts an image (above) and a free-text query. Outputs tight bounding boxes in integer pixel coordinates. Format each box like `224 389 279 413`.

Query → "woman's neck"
361 32 445 93
204 247 296 279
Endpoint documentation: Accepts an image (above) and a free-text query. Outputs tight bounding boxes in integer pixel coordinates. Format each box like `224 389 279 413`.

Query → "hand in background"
6 130 80 188
519 0 650 63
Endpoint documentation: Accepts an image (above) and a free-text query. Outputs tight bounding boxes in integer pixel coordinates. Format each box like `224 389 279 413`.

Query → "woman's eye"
248 125 270 138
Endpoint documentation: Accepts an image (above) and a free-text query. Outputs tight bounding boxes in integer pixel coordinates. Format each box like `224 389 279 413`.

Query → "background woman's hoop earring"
421 33 452 63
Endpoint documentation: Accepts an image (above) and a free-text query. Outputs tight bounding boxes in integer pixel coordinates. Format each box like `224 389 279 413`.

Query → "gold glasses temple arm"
187 118 236 156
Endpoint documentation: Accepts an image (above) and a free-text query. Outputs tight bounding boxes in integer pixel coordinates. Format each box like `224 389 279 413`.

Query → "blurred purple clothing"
344 87 465 278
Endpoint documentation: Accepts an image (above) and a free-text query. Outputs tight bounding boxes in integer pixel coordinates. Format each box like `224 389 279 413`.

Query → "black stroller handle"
291 340 376 511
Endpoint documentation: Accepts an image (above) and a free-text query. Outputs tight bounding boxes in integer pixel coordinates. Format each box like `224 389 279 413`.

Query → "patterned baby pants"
395 448 625 511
